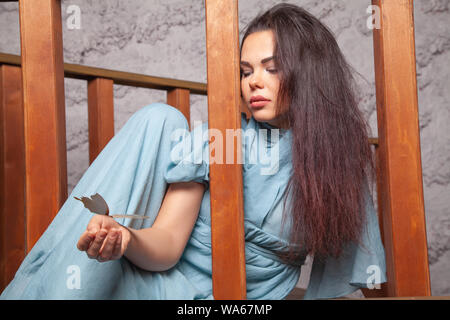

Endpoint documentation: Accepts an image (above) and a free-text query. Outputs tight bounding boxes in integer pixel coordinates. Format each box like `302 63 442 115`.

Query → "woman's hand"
77 214 131 262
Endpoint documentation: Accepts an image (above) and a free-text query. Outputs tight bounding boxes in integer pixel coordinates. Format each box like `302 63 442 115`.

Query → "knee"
135 103 188 129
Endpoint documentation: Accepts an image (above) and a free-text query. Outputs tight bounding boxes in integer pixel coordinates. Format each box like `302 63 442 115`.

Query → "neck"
266 115 290 129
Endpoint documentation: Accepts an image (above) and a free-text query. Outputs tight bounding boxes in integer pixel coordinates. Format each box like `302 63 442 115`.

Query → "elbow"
160 259 180 272
134 231 184 272
150 228 187 272
129 254 180 272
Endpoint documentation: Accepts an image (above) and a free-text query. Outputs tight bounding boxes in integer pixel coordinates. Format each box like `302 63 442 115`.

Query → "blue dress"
0 103 386 300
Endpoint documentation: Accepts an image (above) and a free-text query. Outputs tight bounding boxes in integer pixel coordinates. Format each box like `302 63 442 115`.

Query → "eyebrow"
240 56 275 67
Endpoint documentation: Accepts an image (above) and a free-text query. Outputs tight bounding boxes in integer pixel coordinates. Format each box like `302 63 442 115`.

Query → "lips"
250 95 270 103
249 95 271 108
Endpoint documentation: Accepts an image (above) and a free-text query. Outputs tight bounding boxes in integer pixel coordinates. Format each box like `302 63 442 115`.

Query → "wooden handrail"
0 52 207 95
0 52 379 145
0 52 380 147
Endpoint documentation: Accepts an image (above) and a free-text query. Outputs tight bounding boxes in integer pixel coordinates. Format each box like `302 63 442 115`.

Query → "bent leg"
1 103 189 299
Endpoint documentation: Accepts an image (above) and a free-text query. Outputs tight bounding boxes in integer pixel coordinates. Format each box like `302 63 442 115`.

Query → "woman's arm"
77 181 205 272
124 181 205 271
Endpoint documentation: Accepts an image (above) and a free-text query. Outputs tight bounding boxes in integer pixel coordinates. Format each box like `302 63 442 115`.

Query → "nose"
249 70 264 90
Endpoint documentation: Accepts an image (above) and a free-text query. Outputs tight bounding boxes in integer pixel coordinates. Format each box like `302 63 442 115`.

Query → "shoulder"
190 112 251 133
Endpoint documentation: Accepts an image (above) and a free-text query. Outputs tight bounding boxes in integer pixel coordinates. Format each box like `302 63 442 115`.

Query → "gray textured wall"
0 0 448 297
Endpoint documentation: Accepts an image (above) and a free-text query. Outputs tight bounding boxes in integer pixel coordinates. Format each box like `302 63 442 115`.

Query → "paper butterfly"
74 193 148 220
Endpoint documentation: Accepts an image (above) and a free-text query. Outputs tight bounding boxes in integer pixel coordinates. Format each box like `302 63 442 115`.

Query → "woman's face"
240 30 286 128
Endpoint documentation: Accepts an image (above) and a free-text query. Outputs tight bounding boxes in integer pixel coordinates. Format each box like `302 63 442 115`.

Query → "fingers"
97 229 119 262
77 230 95 251
86 229 107 259
86 216 102 235
78 215 125 262
111 231 123 260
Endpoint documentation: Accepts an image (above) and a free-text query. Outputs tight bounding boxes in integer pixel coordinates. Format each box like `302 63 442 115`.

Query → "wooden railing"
0 51 207 291
0 0 431 299
0 52 381 297
0 52 208 161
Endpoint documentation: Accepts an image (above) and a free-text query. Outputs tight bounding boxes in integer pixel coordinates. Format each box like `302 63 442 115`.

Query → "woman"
1 3 386 300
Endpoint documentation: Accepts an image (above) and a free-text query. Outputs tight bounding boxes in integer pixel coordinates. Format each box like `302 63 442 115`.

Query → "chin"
250 109 276 123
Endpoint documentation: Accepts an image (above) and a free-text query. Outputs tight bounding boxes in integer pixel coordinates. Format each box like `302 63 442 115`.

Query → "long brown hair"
240 4 376 263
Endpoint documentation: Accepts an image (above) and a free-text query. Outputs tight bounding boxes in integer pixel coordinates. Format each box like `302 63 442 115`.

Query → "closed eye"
240 69 252 78
240 68 278 78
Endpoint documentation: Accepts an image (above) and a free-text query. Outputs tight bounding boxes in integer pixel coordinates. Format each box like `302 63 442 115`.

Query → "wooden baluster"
87 78 115 163
362 144 388 298
19 0 67 250
374 144 388 294
240 96 251 120
167 88 190 128
0 65 26 291
205 0 246 299
371 0 431 297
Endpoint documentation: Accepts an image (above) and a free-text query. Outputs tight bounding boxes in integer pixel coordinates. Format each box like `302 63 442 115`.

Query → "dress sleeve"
164 121 210 189
303 182 387 299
